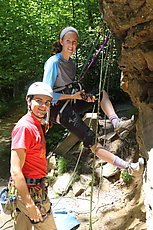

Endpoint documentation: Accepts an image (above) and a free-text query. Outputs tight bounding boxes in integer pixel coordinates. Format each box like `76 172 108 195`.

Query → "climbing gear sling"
0 178 17 216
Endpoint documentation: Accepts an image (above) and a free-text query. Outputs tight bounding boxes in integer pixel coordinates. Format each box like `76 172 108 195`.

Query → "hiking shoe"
114 115 135 139
127 157 144 177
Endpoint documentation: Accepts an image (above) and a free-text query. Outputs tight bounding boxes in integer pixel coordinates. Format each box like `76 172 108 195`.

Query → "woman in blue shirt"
43 26 144 175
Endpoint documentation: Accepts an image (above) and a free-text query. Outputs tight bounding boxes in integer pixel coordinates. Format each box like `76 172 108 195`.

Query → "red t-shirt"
11 113 47 178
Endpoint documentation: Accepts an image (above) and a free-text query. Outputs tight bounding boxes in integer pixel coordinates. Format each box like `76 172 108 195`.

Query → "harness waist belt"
54 83 73 92
25 177 45 185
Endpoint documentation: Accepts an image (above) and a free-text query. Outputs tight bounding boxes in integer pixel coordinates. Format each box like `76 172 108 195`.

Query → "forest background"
0 0 130 152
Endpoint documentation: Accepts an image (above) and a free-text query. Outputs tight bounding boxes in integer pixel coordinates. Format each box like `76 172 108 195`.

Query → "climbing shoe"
114 115 135 139
126 157 144 177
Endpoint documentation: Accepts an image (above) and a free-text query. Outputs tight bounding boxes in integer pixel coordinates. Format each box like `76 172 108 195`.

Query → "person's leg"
73 100 94 115
58 104 96 147
90 142 144 176
58 104 144 176
100 90 135 133
100 90 118 121
14 198 32 230
15 194 57 230
34 196 57 230
14 211 32 230
50 102 66 123
90 142 129 169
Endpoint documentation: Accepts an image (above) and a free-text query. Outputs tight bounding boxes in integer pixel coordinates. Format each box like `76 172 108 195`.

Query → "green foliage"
57 157 68 175
0 0 115 99
0 100 9 117
45 125 67 152
121 170 133 184
0 94 26 118
0 0 125 146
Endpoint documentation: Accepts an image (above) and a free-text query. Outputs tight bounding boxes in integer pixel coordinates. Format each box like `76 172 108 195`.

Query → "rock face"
99 1 153 229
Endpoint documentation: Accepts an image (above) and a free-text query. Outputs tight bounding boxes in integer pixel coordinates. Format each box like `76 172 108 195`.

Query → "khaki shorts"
14 195 57 230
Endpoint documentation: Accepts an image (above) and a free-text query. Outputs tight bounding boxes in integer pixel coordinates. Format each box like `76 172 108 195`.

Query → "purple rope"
79 35 109 81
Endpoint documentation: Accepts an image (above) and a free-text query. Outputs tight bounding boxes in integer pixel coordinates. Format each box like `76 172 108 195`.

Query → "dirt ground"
0 180 146 230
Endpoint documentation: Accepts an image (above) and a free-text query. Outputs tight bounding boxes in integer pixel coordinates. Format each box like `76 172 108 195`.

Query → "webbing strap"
79 33 101 79
25 177 45 185
57 82 82 115
79 34 110 81
89 35 112 230
53 83 74 92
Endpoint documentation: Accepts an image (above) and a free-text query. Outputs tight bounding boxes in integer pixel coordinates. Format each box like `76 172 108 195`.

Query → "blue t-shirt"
43 53 76 104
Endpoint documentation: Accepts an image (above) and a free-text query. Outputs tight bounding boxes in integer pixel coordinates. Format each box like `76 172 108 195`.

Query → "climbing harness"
53 82 82 124
20 177 51 224
0 179 17 216
0 177 51 228
53 81 82 94
0 177 49 227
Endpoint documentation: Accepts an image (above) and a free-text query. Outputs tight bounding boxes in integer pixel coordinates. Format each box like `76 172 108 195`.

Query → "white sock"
113 156 129 169
109 114 119 128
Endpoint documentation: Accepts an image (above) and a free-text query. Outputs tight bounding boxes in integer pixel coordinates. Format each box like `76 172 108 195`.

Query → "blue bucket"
53 210 80 230
52 198 80 230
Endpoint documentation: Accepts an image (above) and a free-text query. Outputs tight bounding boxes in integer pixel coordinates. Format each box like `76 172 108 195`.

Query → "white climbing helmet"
27 82 53 99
